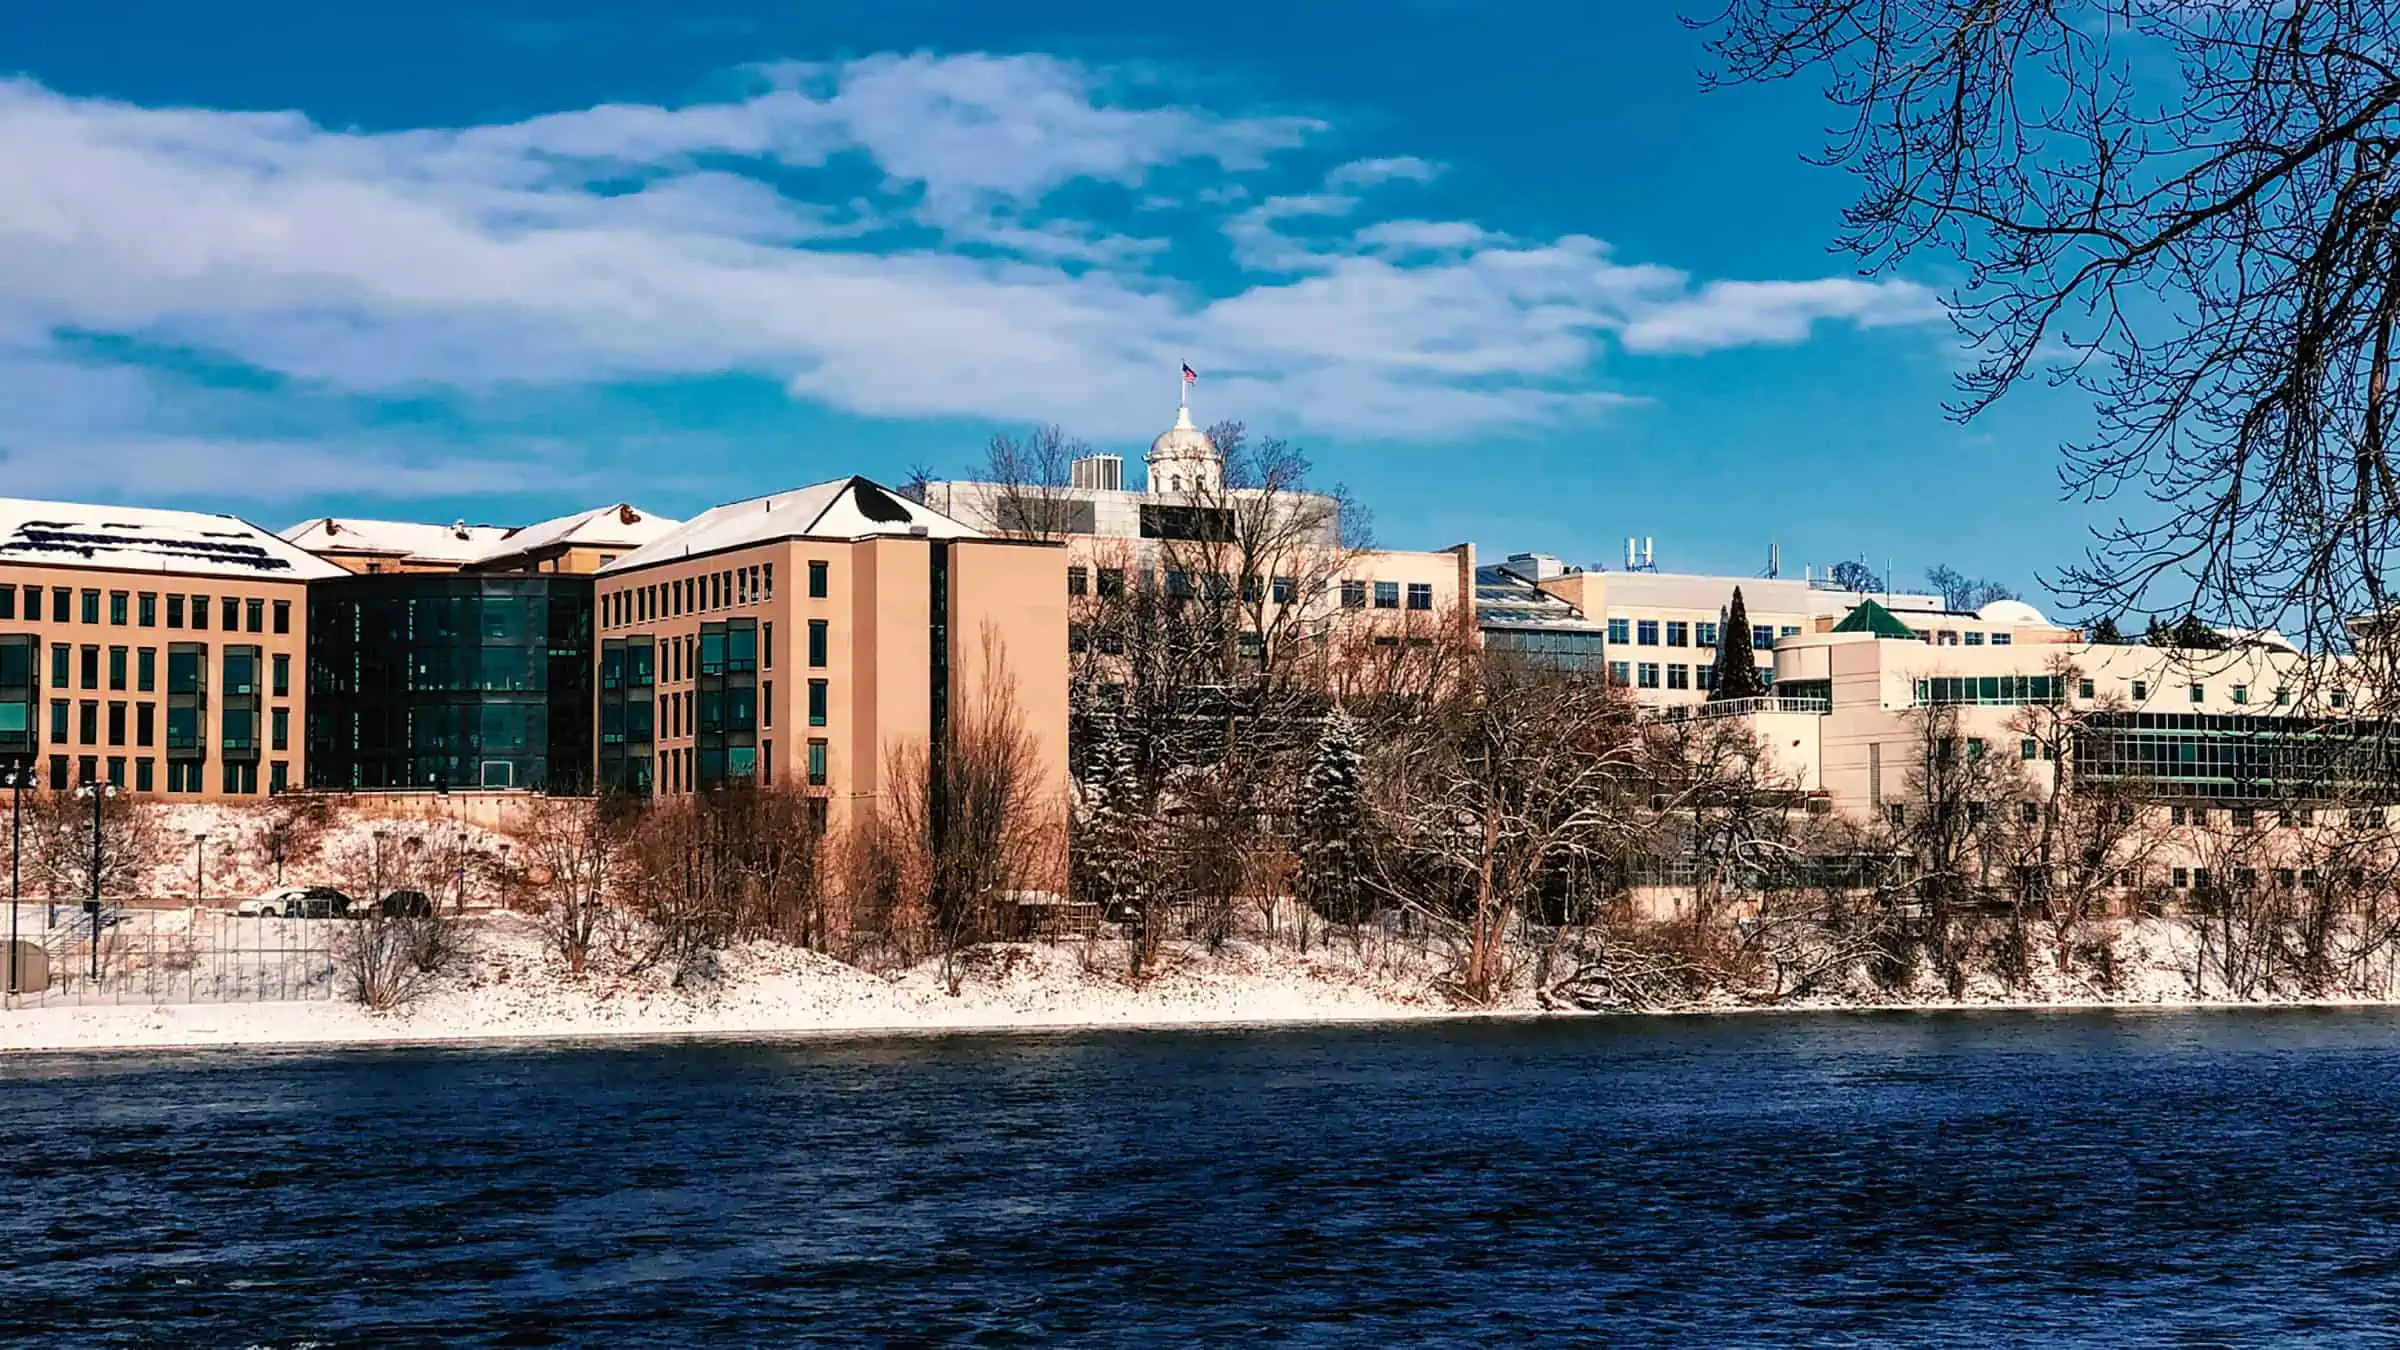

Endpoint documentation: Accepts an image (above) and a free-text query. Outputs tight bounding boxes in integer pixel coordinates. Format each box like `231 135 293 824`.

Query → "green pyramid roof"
1831 598 1919 639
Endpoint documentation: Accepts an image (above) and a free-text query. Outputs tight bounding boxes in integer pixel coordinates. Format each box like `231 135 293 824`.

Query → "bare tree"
521 796 630 976
1704 2 2400 660
980 424 1094 541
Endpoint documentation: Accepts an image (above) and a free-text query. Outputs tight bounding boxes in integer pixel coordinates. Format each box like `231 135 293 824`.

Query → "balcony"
1645 696 1831 723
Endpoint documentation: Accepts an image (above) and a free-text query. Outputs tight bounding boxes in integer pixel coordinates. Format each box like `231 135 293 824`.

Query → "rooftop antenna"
1766 542 1780 579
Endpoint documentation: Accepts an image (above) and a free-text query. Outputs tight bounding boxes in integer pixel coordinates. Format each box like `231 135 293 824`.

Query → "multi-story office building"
592 476 1069 840
0 499 334 798
294 503 677 794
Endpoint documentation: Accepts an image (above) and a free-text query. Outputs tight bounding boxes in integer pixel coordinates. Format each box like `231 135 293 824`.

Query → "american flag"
1181 363 1198 384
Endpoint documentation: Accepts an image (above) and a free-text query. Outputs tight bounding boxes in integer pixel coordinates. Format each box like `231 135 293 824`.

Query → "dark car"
373 890 435 918
294 887 352 919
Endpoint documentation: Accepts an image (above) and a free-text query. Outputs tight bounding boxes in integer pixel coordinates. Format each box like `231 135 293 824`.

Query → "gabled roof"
467 503 681 566
281 516 513 565
1832 598 1920 639
603 477 983 574
1474 561 1607 633
0 498 347 580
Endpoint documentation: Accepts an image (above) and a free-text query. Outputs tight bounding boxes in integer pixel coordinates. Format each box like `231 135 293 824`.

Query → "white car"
237 887 313 918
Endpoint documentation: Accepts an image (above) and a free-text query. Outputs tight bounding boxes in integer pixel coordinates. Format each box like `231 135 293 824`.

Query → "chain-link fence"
6 904 341 1005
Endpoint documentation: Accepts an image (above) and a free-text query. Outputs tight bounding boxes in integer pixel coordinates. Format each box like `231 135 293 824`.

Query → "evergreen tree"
1077 716 1149 926
2088 615 2124 644
1711 587 1768 701
1296 710 1369 926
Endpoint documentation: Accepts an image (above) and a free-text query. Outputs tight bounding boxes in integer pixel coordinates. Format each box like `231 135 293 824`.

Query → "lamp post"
497 842 512 913
4 762 30 997
372 828 389 908
456 829 469 913
192 833 209 909
75 779 118 983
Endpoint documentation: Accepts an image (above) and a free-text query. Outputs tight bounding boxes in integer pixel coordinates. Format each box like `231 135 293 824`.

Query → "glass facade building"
307 574 594 792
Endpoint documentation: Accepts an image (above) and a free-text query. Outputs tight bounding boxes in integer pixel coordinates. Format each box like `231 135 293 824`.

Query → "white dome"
1148 407 1215 462
1977 598 2048 626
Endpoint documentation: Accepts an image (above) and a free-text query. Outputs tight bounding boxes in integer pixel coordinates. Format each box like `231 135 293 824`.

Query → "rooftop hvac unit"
1071 455 1124 491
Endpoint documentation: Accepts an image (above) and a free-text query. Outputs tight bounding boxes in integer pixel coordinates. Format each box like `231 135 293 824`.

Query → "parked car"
371 890 435 918
237 887 312 918
240 886 352 919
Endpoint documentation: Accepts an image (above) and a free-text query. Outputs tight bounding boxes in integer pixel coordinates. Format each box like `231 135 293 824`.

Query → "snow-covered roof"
281 516 513 565
1977 598 2050 626
1474 562 1606 633
604 477 983 573
0 498 347 580
466 503 681 566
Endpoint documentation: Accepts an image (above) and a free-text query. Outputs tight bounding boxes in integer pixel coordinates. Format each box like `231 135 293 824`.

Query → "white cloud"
1619 278 1945 354
0 56 1948 501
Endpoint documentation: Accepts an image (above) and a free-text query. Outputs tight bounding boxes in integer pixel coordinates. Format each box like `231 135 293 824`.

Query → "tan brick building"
0 499 341 799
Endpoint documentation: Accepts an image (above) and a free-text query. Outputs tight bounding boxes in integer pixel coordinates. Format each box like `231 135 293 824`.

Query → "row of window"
1914 675 2066 706
1608 661 1720 692
1607 619 1803 650
26 644 287 697
35 699 288 751
602 560 829 630
648 738 828 794
1928 629 2016 647
1339 581 1435 611
34 753 282 794
0 586 289 635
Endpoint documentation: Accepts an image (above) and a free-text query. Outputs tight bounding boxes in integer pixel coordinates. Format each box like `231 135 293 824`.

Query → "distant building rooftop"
0 498 347 580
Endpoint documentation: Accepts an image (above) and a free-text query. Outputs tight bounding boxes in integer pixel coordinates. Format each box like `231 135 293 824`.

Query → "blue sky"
0 0 2102 605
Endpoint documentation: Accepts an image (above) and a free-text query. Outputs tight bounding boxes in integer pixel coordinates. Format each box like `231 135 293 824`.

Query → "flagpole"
1178 362 1188 414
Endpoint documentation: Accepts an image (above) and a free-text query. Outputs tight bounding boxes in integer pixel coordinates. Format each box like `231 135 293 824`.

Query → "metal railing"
1646 695 1831 722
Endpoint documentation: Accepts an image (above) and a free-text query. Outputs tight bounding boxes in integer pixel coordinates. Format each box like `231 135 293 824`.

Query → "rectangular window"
0 586 13 621
762 622 773 670
1753 625 1775 649
2190 682 2205 703
1666 621 1689 647
166 594 183 628
1406 583 1433 611
762 680 773 730
139 593 156 627
1606 618 1630 645
1964 631 1985 646
77 755 95 787
808 560 829 598
49 644 67 691
1780 626 1800 637
808 679 828 726
137 703 153 747
1637 663 1661 689
45 755 63 791
137 647 156 693
50 588 67 623
808 620 828 668
106 701 125 747
109 591 127 625
1607 660 1631 685
1636 620 1659 646
20 586 36 622
48 700 66 743
108 646 126 691
1696 665 1717 692
2232 684 2249 705
191 595 208 631
807 738 828 786
2078 679 2095 699
2131 680 2148 701
79 645 98 690
80 589 99 625
272 653 289 698
1666 664 1690 690
1264 575 1295 605
78 700 96 745
1991 633 2013 646
136 758 154 792
1695 622 1718 647
1068 566 1088 597
271 707 289 751
223 646 258 696
269 761 287 794
167 644 203 696
1372 581 1399 609
1340 581 1367 609
272 599 290 635
762 563 773 601
246 598 264 633
2020 738 2039 761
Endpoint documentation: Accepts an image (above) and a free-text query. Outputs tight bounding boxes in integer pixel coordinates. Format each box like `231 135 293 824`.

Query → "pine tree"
1711 587 1768 701
1076 716 1149 926
2087 615 2124 644
1296 710 1368 926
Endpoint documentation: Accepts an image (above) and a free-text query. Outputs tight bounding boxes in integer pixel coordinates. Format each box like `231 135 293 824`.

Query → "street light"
372 828 389 907
75 780 118 983
3 761 32 997
497 842 512 913
192 832 209 909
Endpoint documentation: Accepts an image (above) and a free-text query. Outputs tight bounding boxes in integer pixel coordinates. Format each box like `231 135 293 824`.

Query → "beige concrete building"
285 503 679 576
593 477 1069 842
0 499 340 799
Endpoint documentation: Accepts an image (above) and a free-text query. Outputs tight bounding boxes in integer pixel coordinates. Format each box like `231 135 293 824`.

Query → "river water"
5 1011 2400 1344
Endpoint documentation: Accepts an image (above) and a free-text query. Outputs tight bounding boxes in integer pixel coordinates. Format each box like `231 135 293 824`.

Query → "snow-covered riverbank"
0 913 1472 1053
